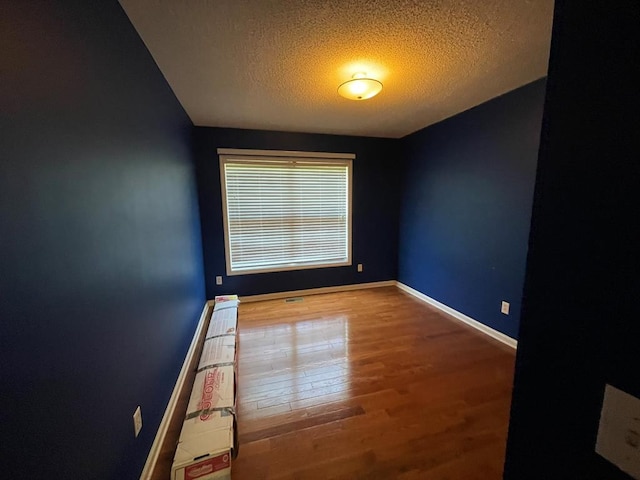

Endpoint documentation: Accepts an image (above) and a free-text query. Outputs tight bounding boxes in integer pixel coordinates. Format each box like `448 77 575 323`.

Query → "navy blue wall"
193 127 401 298
397 79 546 339
505 1 640 478
0 1 204 478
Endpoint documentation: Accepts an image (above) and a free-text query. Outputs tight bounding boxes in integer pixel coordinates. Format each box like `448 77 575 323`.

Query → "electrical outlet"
501 301 510 315
133 406 142 438
357 264 363 272
215 276 223 285
596 385 640 478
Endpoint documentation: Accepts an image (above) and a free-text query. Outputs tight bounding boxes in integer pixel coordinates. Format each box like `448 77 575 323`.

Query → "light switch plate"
596 384 640 479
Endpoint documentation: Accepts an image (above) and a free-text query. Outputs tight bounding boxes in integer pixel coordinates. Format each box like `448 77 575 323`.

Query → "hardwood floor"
152 286 516 479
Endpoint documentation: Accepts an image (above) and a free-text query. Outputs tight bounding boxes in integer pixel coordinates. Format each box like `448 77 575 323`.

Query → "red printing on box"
184 453 230 479
198 368 224 420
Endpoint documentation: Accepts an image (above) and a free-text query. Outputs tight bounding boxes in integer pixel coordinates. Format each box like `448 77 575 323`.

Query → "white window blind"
219 150 353 275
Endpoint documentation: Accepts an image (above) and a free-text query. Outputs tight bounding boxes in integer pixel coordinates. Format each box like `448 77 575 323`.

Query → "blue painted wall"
397 79 546 339
193 127 401 298
0 1 204 478
505 1 640 478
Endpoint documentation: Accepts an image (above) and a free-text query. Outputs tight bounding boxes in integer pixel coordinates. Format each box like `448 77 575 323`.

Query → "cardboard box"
213 294 239 312
172 366 237 480
172 440 231 480
214 295 238 302
205 308 237 340
213 299 239 311
171 413 235 480
198 336 236 372
172 294 239 480
186 366 235 417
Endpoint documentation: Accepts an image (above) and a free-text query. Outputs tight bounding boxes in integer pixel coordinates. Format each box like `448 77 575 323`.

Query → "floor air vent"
285 297 304 303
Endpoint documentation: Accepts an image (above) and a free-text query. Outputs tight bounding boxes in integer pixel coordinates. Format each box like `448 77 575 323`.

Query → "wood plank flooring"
152 286 516 479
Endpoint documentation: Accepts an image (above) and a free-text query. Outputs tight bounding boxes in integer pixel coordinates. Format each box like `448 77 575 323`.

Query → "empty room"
1 1 638 480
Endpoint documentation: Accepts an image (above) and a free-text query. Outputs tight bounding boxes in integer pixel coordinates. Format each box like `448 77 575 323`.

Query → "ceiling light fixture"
338 72 383 101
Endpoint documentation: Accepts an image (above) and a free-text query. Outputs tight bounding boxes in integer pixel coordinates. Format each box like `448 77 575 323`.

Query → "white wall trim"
396 282 518 350
235 280 396 303
140 302 213 480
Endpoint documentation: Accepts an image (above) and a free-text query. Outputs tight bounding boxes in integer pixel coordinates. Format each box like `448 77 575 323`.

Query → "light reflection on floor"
237 315 351 414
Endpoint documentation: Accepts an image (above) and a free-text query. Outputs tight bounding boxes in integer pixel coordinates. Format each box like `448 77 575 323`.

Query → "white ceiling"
120 0 554 138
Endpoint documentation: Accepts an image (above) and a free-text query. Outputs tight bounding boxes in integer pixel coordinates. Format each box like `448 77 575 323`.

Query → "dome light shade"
338 73 383 100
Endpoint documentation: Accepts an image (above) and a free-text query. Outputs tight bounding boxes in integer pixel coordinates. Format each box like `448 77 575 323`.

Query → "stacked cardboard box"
171 295 239 480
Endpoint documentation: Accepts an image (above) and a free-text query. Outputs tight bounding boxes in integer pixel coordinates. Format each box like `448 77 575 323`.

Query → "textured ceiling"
119 0 554 138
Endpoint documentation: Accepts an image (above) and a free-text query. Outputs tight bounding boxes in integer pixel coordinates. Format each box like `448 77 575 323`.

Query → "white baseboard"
235 280 396 303
396 282 517 350
140 302 213 480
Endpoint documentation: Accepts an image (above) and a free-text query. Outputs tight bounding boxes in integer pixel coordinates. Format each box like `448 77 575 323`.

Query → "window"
219 148 353 275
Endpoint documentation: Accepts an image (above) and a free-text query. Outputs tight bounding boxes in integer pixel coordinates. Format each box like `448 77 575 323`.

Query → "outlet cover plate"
596 384 640 479
501 301 510 315
133 406 142 438
215 276 223 285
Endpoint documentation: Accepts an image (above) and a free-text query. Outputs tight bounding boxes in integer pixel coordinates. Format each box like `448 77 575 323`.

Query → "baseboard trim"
236 280 396 303
396 282 517 350
140 301 213 479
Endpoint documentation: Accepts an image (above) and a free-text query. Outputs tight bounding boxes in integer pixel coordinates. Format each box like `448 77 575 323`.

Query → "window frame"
218 148 354 276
